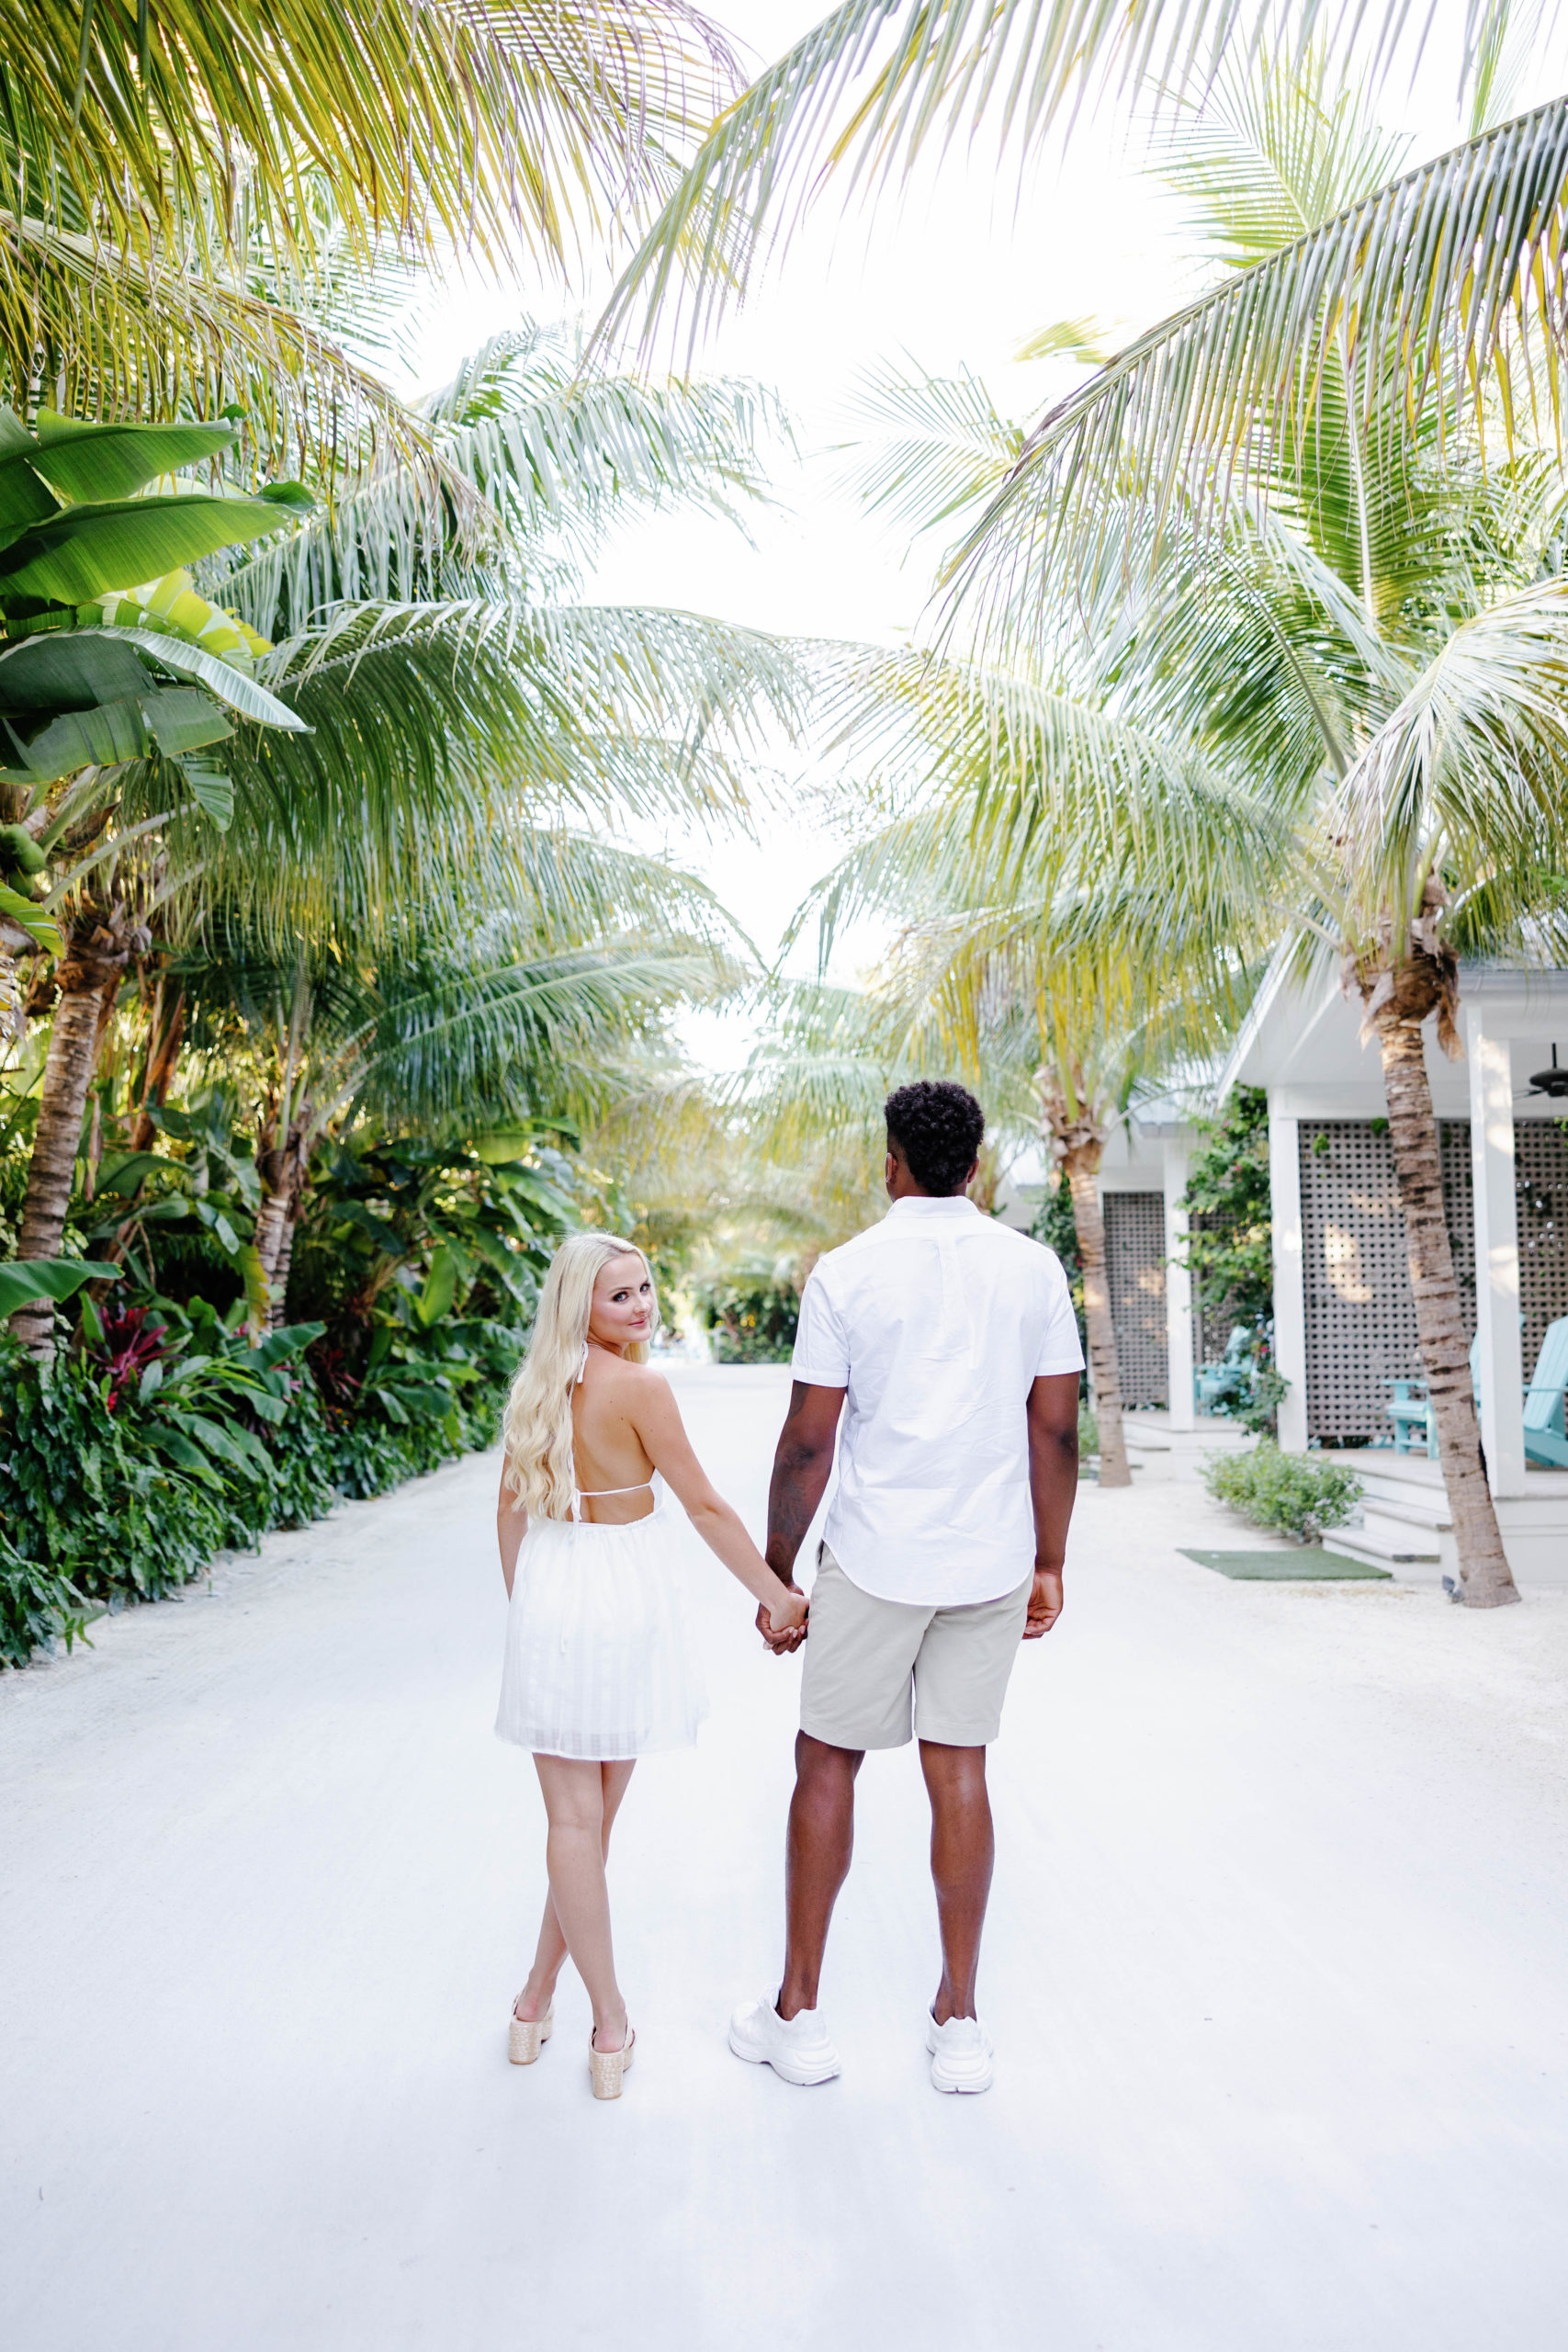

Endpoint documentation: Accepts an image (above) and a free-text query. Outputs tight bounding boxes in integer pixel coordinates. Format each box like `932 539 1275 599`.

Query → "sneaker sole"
931 2064 993 2094
728 2024 840 2086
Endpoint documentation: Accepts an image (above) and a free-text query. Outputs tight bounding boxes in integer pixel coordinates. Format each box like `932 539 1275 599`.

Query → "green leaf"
140 686 233 756
0 408 62 543
0 879 62 952
0 627 151 711
415 1244 459 1327
238 1245 270 1329
138 1359 164 1403
147 1427 222 1481
0 492 295 605
3 691 147 779
471 1129 534 1163
29 412 239 503
94 1149 166 1195
0 1256 121 1316
258 481 315 512
99 628 310 731
249 1320 325 1371
193 1196 242 1253
180 763 234 829
172 1410 269 1478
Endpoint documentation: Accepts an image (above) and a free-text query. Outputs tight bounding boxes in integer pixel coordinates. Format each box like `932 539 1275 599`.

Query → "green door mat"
1179 1547 1393 1581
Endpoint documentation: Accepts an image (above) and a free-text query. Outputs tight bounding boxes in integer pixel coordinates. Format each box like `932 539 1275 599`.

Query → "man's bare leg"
919 1740 994 2024
777 1732 863 2018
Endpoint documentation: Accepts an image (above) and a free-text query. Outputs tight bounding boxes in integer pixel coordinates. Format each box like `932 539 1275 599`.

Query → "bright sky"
396 3 1568 1063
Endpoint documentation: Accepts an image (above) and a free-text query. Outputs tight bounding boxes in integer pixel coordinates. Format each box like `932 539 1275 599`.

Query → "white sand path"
4 1363 1567 2351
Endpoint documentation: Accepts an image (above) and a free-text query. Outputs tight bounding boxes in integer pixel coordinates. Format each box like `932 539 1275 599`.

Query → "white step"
1356 1494 1452 1534
1335 1517 1441 1566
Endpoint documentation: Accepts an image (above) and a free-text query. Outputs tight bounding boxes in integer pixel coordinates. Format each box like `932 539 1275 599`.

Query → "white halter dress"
495 1473 709 1760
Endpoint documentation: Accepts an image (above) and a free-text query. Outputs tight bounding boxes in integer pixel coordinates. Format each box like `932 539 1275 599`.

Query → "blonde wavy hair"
502 1231 659 1518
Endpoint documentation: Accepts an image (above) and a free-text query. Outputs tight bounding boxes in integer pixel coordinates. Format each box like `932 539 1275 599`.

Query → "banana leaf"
28 412 239 503
0 410 62 542
415 1244 460 1327
0 629 150 710
0 1256 121 1317
0 493 294 605
2 693 148 777
102 628 309 730
141 688 234 756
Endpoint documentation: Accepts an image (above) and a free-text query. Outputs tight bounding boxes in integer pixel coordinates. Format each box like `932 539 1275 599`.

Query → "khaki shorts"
799 1544 1033 1751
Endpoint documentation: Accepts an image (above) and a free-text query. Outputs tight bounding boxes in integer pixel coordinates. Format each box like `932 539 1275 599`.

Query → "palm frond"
839 359 1022 548
1153 43 1413 273
593 0 1499 356
1334 574 1568 944
950 92 1568 642
0 209 420 476
4 0 743 281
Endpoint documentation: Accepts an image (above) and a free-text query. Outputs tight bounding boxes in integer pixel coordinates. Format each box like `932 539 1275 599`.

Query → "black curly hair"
884 1080 985 1196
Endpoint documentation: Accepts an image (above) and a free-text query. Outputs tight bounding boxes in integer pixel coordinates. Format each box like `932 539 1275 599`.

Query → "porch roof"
1217 957 1568 1121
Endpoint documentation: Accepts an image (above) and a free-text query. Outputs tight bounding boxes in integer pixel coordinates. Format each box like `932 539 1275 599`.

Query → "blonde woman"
496 1230 807 2098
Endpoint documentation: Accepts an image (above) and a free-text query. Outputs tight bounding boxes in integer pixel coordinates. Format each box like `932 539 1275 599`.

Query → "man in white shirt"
728 1080 1083 2094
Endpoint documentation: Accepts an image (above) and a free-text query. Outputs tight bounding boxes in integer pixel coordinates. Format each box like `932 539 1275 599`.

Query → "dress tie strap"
571 1476 657 1522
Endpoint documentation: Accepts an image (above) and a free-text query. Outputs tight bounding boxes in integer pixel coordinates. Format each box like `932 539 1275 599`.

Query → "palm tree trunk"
254 1101 313 1333
1374 1007 1519 1608
130 982 185 1152
271 1207 299 1327
11 970 121 1354
1065 1147 1132 1488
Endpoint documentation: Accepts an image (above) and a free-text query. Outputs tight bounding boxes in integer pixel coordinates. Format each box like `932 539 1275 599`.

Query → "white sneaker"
927 2011 994 2094
728 1992 841 2086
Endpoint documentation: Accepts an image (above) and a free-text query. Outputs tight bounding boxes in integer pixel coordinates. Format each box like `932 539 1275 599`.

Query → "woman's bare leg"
514 1760 635 2039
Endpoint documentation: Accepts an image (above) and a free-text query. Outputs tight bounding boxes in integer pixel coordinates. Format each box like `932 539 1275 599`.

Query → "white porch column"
1164 1147 1196 1429
1466 1003 1526 1496
1269 1105 1309 1452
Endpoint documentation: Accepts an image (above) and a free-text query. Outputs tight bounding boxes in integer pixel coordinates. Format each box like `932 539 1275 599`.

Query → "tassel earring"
576 1341 589 1386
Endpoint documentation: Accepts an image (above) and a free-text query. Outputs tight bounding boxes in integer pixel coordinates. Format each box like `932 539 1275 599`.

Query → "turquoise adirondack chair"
1466 1317 1568 1470
1523 1316 1568 1468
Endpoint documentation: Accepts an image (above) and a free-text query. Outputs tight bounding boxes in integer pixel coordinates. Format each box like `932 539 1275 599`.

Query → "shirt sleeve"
1033 1252 1087 1377
791 1265 852 1386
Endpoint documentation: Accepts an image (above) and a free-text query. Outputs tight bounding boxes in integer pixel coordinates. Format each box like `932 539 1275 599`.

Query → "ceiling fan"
1520 1044 1568 1102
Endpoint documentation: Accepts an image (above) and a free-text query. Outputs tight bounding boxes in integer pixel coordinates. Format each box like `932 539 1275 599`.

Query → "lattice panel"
1299 1120 1474 1442
1517 1121 1568 1368
1103 1191 1168 1408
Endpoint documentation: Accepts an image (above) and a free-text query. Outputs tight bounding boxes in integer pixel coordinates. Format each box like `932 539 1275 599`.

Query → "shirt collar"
886 1194 979 1219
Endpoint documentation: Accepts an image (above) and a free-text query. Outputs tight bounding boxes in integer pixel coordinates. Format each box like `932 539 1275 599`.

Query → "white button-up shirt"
791 1195 1084 1606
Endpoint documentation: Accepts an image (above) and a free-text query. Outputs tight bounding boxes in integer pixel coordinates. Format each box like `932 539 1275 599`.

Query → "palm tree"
950 50 1568 1603
6 328 803 1349
0 409 317 1349
792 666 1274 1477
175 833 744 1327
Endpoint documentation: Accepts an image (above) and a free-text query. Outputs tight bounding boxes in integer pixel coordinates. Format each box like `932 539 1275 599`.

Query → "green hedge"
0 1335 518 1669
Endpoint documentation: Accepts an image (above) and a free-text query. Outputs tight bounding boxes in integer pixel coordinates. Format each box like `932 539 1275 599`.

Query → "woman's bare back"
570 1350 661 1521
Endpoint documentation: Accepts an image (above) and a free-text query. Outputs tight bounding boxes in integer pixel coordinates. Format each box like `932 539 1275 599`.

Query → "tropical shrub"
1201 1442 1361 1545
0 1306 525 1666
694 1267 800 1364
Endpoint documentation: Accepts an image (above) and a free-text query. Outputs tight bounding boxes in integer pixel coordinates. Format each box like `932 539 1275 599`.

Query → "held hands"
1023 1566 1064 1640
758 1581 807 1654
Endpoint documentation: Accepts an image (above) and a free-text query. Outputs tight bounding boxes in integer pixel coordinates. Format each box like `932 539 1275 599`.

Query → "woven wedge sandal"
589 2023 635 2100
509 2000 554 2064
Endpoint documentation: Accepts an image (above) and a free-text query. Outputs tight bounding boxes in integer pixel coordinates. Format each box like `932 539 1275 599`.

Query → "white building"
1219 962 1568 1582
